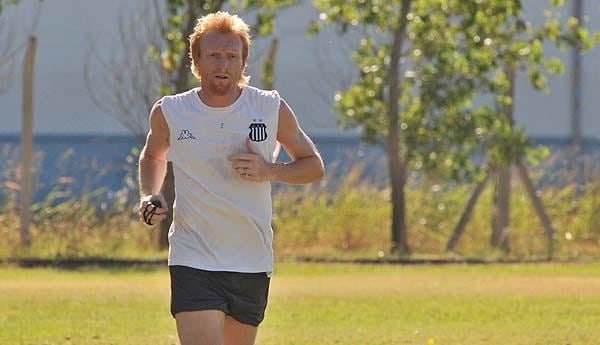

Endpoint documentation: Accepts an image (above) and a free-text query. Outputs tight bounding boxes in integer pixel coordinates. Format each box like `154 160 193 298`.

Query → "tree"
445 0 599 255
313 0 599 256
312 0 501 255
86 0 296 249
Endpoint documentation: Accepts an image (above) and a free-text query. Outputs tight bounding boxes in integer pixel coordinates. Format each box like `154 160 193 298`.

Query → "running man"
137 11 324 345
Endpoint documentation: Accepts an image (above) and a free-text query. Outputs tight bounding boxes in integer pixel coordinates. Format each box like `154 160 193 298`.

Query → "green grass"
2 263 600 344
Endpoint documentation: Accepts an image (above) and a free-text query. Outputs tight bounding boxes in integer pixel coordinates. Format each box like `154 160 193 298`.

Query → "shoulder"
244 85 280 102
244 86 281 119
150 99 164 117
159 88 198 122
162 88 198 104
277 99 298 127
149 100 168 132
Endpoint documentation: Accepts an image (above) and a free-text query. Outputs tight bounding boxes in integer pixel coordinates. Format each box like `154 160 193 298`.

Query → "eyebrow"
205 49 240 54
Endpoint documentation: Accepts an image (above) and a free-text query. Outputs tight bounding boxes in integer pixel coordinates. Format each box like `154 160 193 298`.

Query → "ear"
191 52 202 78
192 52 201 64
189 50 200 71
191 45 202 64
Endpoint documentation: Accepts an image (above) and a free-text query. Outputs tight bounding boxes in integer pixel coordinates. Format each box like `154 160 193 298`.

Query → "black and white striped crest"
249 122 268 142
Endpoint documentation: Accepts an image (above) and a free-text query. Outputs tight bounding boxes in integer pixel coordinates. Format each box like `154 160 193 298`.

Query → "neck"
198 84 243 107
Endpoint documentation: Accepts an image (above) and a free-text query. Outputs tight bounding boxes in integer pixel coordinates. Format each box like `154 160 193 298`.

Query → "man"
137 11 324 345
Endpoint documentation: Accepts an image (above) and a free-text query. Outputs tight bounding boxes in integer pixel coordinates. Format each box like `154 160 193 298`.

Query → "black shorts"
169 265 271 327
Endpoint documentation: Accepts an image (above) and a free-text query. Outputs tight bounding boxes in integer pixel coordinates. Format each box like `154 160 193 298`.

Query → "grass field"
1 262 600 345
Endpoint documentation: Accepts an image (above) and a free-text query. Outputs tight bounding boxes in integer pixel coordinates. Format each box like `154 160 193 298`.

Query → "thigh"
176 310 225 345
223 315 258 345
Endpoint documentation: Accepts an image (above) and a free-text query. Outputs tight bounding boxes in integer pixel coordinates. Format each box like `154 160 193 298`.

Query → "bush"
1 153 599 261
272 165 600 260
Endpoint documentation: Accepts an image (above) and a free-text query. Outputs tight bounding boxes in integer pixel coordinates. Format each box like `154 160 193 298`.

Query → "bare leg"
175 310 225 345
223 316 259 345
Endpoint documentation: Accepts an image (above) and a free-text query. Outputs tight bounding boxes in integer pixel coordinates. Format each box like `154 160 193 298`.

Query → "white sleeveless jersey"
160 85 280 273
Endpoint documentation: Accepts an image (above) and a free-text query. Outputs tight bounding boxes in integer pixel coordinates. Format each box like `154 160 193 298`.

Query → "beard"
205 77 236 96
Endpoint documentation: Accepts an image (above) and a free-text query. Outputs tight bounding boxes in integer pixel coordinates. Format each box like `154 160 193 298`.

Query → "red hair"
189 11 251 86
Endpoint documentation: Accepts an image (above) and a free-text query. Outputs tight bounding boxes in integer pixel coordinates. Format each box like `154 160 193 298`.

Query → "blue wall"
0 134 598 203
0 134 384 203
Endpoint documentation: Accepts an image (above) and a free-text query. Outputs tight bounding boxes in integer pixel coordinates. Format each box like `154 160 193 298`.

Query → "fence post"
20 36 36 247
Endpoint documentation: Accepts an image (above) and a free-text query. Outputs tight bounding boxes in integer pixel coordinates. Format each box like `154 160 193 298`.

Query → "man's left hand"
229 138 272 182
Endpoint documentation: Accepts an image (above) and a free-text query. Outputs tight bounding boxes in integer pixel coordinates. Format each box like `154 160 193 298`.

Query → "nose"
216 56 230 68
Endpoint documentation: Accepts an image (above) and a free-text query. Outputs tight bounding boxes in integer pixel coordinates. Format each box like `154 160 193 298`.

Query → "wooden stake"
446 164 492 251
20 36 37 247
516 160 556 257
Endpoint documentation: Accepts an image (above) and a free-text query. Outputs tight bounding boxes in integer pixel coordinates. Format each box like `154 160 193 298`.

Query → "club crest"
249 121 267 142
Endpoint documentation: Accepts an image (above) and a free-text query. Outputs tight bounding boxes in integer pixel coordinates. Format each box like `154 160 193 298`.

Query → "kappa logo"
249 120 267 142
177 129 196 140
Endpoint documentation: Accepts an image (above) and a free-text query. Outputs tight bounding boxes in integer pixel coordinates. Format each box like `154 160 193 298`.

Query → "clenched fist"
139 194 168 226
229 138 273 182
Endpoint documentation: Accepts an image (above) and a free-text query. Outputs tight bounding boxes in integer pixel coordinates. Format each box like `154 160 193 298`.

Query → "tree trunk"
388 0 411 255
516 161 556 258
569 0 583 189
490 64 515 252
491 166 510 252
20 36 36 248
389 150 409 254
446 164 492 251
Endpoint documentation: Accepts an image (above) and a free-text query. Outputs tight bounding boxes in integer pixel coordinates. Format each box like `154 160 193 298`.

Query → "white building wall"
514 0 600 140
0 0 141 134
581 1 600 140
0 0 598 139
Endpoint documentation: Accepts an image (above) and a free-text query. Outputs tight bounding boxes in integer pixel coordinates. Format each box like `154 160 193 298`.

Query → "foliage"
0 148 162 260
312 0 599 176
456 0 598 165
2 160 599 260
309 0 599 254
273 167 391 256
272 164 600 259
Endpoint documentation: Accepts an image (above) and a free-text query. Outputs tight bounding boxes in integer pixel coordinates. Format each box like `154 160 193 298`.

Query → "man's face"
197 31 244 96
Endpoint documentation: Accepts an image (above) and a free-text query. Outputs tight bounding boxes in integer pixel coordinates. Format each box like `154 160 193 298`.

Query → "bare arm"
138 100 170 224
229 99 324 184
270 99 324 184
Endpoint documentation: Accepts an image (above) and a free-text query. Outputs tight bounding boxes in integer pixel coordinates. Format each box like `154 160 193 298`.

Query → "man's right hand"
139 194 168 226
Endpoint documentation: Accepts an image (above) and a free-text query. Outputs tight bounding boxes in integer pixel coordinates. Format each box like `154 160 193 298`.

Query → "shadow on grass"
2 257 167 272
4 255 598 272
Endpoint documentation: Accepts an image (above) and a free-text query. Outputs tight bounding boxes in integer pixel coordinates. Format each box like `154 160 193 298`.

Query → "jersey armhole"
271 91 282 163
159 96 175 162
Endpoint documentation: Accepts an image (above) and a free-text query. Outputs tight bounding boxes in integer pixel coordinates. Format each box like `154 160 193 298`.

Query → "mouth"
213 74 230 80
